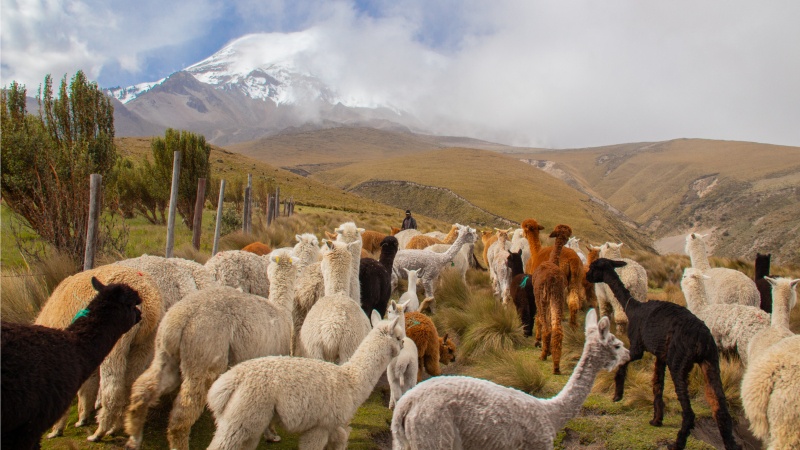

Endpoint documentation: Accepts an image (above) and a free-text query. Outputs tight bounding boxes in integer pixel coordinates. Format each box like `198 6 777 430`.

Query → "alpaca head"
268 249 298 287
755 253 771 272
79 277 143 330
391 226 401 235
506 249 524 272
480 230 494 246
387 300 408 322
370 310 405 359
521 219 545 239
684 232 708 255
600 242 623 259
404 268 422 285
334 222 364 244
494 227 513 243
380 236 399 254
764 277 800 310
439 333 457 364
585 258 627 284
566 236 580 250
293 233 321 264
321 240 354 282
549 224 572 241
586 244 601 265
584 309 629 371
680 268 710 307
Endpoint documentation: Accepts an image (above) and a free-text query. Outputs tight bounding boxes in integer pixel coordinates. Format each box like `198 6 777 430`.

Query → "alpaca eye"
614 344 621 349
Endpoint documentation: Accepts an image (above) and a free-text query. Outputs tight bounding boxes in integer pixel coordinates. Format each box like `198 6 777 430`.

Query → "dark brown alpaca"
531 224 572 374
507 249 536 337
521 218 586 327
754 253 772 313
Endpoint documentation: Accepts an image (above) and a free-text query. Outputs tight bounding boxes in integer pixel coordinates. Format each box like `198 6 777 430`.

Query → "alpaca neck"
323 258 352 296
441 232 468 262
603 271 640 312
68 315 132 376
687 240 711 270
754 258 770 280
770 287 791 328
525 231 542 256
379 248 397 273
549 235 567 266
407 276 418 292
683 278 709 312
541 339 605 430
443 226 458 244
343 331 394 408
268 275 296 313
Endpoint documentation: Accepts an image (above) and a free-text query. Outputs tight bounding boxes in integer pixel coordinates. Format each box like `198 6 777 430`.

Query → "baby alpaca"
405 311 457 382
388 337 419 409
399 268 422 313
2 278 142 450
391 310 629 450
206 312 404 450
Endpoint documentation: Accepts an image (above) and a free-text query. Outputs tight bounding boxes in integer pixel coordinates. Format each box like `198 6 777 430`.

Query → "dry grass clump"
1 252 78 324
173 244 209 264
466 349 547 395
434 268 470 310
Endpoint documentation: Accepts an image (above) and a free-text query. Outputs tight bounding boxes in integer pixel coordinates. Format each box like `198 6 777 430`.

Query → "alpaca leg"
89 334 136 441
668 363 695 450
650 357 667 426
125 356 180 450
700 361 740 450
167 375 215 450
566 288 580 328
613 362 629 402
539 301 552 361
299 427 330 450
262 418 282 442
47 412 68 438
325 426 350 450
423 354 442 378
76 371 100 426
550 320 563 375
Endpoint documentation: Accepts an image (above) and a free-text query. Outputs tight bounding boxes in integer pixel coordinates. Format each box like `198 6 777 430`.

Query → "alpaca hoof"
649 419 663 427
612 394 623 402
74 419 87 427
553 368 561 375
539 354 548 361
534 341 541 348
46 430 63 439
87 434 102 442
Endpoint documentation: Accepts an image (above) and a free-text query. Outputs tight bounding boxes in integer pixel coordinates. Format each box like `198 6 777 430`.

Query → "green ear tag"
451 261 455 266
71 308 90 324
520 276 529 288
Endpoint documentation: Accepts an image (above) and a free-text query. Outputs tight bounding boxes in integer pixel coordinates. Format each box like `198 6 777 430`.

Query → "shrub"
466 349 546 395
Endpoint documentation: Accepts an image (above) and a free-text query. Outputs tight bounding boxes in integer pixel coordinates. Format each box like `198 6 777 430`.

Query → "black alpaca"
506 249 536 337
586 259 741 450
359 235 399 317
1 278 142 450
754 253 772 313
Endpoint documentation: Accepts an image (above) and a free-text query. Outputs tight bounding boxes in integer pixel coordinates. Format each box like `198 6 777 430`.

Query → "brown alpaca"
406 235 443 250
440 224 460 244
405 312 457 382
241 241 272 256
532 224 571 374
480 230 498 267
360 230 387 258
390 227 402 235
521 218 585 327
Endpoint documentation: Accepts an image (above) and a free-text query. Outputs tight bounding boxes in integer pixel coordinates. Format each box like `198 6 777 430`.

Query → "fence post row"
192 178 206 250
165 151 182 258
212 179 226 255
83 173 102 271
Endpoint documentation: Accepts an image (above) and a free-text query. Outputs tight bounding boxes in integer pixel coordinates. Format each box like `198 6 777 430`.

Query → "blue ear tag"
71 308 90 324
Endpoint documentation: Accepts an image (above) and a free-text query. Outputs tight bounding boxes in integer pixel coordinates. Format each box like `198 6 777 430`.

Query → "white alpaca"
292 233 322 270
395 228 422 249
489 228 513 304
681 268 770 366
391 310 629 450
124 250 298 450
205 250 270 297
334 222 364 304
291 235 327 355
388 337 419 409
399 268 422 313
425 227 477 285
747 277 799 364
684 233 760 307
206 312 405 450
741 335 800 450
299 240 372 363
392 225 476 299
510 228 531 273
594 242 648 331
566 237 587 265
116 255 216 309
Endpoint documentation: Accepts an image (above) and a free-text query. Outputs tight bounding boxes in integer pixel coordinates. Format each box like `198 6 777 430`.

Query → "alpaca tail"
207 370 240 419
700 359 740 450
390 394 413 450
741 357 777 442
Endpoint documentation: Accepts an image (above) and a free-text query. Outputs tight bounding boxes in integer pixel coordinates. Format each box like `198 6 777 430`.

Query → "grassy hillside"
512 139 800 263
311 147 654 250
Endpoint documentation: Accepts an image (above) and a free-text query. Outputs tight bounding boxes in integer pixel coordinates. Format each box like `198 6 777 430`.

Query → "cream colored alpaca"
489 228 514 304
334 222 364 303
594 242 648 331
399 268 422 313
124 251 297 450
205 250 270 297
206 312 405 450
684 233 759 307
747 277 799 363
391 310 629 450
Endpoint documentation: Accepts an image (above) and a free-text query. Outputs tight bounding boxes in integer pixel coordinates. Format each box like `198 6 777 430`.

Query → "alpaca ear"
617 242 624 248
585 309 598 332
443 333 449 342
790 279 800 290
371 310 382 327
417 268 424 278
400 300 411 310
611 260 627 268
388 316 401 335
357 228 365 234
390 300 398 310
597 316 611 338
403 268 410 275
91 276 106 292
537 225 545 231
296 234 302 243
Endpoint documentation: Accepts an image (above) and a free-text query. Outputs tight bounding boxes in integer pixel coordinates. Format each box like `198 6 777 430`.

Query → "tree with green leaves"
1 71 124 264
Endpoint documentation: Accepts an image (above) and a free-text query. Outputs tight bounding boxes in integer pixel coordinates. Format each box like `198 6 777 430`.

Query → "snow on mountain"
106 80 164 104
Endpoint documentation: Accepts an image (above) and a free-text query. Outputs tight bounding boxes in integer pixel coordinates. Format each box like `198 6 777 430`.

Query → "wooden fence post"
83 173 102 271
192 178 206 250
242 174 252 234
212 179 226 255
165 151 182 258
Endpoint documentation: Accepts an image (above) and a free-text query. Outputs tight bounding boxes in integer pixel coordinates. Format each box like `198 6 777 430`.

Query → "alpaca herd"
2 216 797 450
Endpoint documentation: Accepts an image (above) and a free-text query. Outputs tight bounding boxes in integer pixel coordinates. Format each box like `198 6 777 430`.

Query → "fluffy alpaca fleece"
681 268 770 366
566 237 587 264
206 312 405 450
510 228 532 273
506 249 536 337
2 279 142 450
588 259 741 450
398 268 422 313
124 250 297 450
746 277 798 364
205 250 270 297
241 241 272 255
521 218 585 328
740 335 800 450
488 228 514 304
754 253 772 313
115 255 215 310
34 265 163 441
392 225 476 300
388 337 419 409
404 312 457 382
334 221 365 304
391 310 629 450
299 241 372 363
594 242 648 332
361 230 387 258
359 236 399 317
532 224 571 375
406 234 443 250
424 226 478 285
394 228 422 249
684 233 759 307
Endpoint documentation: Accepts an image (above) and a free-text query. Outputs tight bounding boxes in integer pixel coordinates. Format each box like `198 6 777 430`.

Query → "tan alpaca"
405 312 456 382
360 230 387 258
241 241 272 256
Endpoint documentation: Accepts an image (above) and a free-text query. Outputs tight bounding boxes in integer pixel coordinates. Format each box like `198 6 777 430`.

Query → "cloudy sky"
2 0 799 148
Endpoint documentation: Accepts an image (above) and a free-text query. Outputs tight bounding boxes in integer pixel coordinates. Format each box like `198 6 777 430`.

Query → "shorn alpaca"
587 258 741 450
359 235 399 317
594 242 648 331
681 268 770 366
405 311 457 381
391 309 629 450
506 249 536 337
684 233 759 307
206 312 405 450
521 218 585 327
754 253 772 313
531 224 571 374
741 335 800 450
2 278 142 450
124 250 298 450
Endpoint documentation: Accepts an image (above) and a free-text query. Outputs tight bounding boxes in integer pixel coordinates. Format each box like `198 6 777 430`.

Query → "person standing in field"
401 210 417 230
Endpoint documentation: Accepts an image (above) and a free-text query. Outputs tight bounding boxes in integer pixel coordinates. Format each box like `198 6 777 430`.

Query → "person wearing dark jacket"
401 210 417 230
